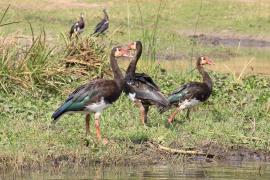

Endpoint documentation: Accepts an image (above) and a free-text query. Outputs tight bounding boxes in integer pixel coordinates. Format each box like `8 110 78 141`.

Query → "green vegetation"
0 0 270 62
0 61 269 168
0 0 270 169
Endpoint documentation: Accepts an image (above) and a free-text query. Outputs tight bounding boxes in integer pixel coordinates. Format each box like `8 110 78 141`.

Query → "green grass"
0 65 269 168
0 0 270 61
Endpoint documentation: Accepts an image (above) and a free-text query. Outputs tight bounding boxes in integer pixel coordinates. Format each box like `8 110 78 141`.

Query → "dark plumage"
52 80 122 121
52 46 130 142
167 82 211 107
69 13 85 39
92 9 109 36
124 41 169 124
160 56 214 124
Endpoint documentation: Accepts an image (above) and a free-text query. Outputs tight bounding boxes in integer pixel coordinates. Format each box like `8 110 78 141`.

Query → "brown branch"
147 142 207 156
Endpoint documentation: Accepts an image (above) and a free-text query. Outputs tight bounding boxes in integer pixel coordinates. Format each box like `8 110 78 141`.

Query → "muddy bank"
156 33 270 60
1 140 270 171
156 50 236 61
190 34 270 48
145 141 270 163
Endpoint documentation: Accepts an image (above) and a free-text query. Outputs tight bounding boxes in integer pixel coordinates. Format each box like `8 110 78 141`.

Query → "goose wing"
69 22 79 35
133 73 160 91
125 74 168 107
93 19 108 35
168 82 209 106
52 79 117 122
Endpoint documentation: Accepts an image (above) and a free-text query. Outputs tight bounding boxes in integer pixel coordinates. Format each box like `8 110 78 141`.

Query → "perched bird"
160 56 214 124
92 9 109 36
52 46 131 142
69 13 85 39
124 41 169 125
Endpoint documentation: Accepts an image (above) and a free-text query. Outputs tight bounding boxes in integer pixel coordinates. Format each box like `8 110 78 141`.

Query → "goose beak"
207 59 214 65
121 47 133 58
127 42 136 50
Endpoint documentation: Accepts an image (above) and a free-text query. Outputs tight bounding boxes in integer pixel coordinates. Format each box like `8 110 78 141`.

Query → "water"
2 162 270 179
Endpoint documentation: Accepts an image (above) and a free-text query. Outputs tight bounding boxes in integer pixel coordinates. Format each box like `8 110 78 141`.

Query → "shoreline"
1 140 270 171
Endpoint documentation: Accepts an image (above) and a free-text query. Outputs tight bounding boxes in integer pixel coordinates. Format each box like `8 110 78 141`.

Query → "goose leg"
74 30 79 40
85 113 91 136
168 108 181 124
186 109 190 119
94 112 108 144
134 100 146 125
94 112 102 141
143 105 149 124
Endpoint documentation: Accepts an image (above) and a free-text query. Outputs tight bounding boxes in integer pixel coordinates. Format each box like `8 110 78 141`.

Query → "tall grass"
0 4 112 96
0 8 110 96
0 31 65 94
0 4 20 27
0 33 112 96
135 0 167 61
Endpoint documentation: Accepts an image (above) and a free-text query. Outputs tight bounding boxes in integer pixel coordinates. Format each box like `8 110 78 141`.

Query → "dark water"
2 162 270 179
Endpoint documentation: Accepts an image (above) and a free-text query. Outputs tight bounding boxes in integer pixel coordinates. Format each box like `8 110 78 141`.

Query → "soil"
190 34 270 49
1 140 269 171
49 141 270 167
156 31 270 60
200 143 270 162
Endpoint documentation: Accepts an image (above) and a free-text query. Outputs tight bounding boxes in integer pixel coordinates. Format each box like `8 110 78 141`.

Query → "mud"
151 141 270 164
1 140 270 171
201 143 270 163
50 142 270 166
156 33 270 60
190 34 270 49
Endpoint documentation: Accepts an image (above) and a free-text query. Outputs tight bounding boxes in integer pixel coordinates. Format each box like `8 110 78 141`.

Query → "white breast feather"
128 93 136 101
179 99 201 109
86 97 110 112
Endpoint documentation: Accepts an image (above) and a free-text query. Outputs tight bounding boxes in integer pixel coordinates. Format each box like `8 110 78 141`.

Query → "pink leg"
94 112 108 144
134 100 146 125
168 109 181 124
94 113 102 142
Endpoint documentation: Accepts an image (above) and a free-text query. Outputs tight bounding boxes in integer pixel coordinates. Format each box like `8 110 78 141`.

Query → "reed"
135 0 167 61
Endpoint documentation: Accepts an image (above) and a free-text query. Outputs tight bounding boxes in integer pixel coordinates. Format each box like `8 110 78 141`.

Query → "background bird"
160 56 214 124
69 13 85 39
92 9 109 36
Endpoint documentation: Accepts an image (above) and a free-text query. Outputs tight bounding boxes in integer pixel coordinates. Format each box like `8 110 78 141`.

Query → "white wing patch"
179 99 201 109
78 28 83 33
86 97 111 112
128 93 136 101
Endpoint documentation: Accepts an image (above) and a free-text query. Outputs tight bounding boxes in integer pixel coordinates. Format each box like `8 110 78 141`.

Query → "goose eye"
115 48 121 56
132 42 136 49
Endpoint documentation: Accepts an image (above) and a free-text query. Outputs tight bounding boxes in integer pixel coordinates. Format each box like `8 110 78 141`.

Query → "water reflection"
1 161 270 179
